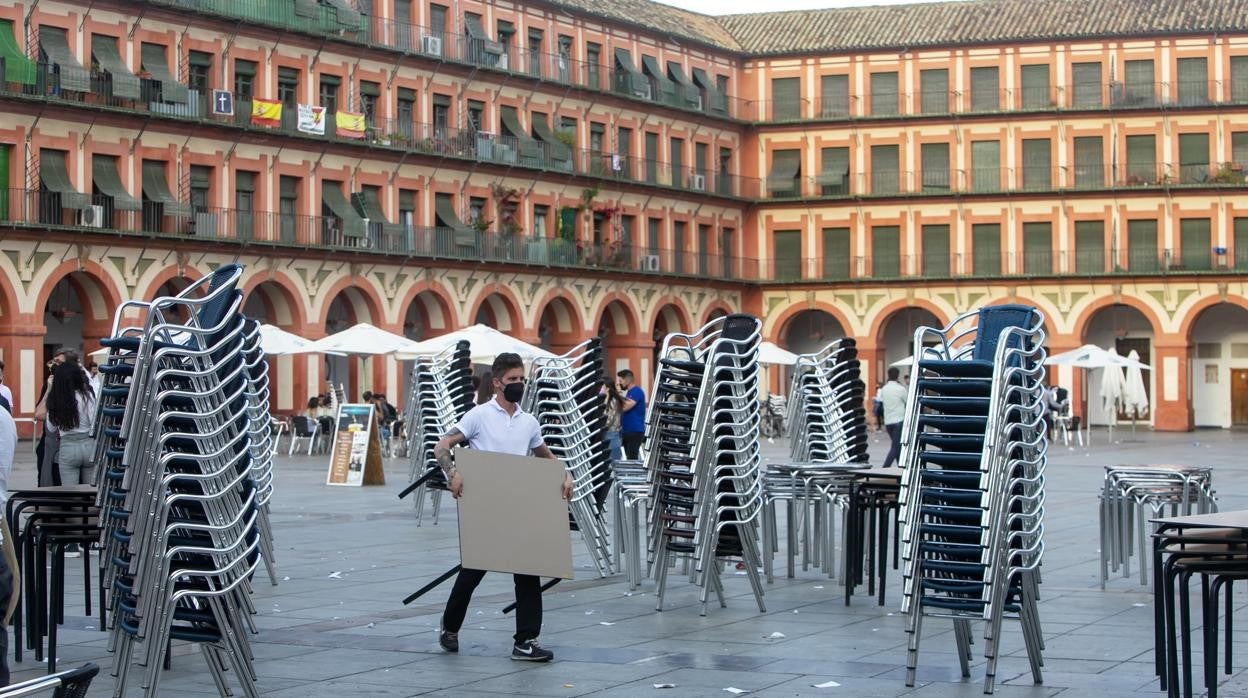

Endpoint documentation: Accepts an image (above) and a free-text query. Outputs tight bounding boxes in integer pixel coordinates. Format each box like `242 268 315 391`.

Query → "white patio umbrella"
293 322 424 356
395 324 555 364
1045 344 1148 369
758 341 798 366
258 324 319 356
1122 349 1150 432
1098 347 1127 441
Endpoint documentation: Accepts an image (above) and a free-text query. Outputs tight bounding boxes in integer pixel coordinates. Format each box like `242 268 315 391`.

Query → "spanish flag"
250 98 283 128
336 110 366 139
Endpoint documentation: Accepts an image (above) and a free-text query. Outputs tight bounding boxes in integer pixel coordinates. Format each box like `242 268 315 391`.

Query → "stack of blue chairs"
787 338 869 464
897 304 1048 694
239 317 278 586
91 264 263 697
403 340 473 525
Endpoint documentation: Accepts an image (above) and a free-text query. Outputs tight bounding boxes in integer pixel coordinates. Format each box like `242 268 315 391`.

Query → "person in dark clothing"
616 369 646 460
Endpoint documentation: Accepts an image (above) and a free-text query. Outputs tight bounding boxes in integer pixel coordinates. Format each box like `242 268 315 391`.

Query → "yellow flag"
250 98 283 127
336 110 366 139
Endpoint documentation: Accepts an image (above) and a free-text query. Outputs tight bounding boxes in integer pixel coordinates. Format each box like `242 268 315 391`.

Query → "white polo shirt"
453 397 544 457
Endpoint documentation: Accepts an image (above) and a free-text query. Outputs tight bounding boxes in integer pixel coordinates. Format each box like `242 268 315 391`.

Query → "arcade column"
1152 339 1192 432
0 317 48 428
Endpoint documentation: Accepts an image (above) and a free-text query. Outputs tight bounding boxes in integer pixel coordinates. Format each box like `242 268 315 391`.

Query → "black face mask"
502 382 525 404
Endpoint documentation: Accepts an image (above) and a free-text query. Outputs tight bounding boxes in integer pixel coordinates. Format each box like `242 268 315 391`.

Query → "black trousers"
882 422 903 468
442 568 542 643
621 431 645 460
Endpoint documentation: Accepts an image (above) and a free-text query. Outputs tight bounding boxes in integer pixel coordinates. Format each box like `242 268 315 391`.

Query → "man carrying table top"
433 352 573 663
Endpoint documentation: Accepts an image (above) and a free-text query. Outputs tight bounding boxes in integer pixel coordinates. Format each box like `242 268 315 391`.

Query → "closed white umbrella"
758 341 798 366
1098 347 1127 440
396 324 555 364
1122 349 1150 430
293 322 424 356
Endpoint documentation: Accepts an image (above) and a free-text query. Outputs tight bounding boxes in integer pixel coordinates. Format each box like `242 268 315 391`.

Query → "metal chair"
0 662 100 697
403 341 473 525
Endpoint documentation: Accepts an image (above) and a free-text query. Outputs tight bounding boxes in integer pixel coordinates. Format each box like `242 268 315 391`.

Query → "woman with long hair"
45 360 97 485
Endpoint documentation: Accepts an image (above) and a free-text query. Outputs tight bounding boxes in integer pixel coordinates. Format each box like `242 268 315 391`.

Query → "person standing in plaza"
880 367 908 468
33 348 79 486
43 361 98 485
432 352 572 663
617 369 646 460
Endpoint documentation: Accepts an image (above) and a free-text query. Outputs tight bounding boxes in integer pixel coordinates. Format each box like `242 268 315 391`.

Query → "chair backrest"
291 415 316 437
973 304 1040 362
1070 416 1082 431
0 662 99 698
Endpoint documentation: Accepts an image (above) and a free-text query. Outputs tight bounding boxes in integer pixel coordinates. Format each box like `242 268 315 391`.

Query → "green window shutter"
970 67 999 111
1127 219 1158 272
820 74 849 117
559 206 578 240
768 148 802 197
774 229 802 280
822 227 850 279
870 144 899 194
1178 133 1210 182
1176 58 1208 104
1180 218 1211 270
971 140 1000 191
1073 136 1103 188
1021 138 1051 189
920 142 950 191
647 217 660 250
1022 222 1052 274
1020 64 1050 109
921 224 950 277
644 132 659 182
1125 135 1156 183
920 69 948 114
1074 220 1105 274
673 221 686 272
1233 56 1248 103
819 147 849 195
972 223 1001 276
1233 132 1248 168
670 137 684 187
772 77 801 120
1236 218 1248 269
1072 62 1102 107
870 71 898 116
871 226 900 278
1122 60 1155 104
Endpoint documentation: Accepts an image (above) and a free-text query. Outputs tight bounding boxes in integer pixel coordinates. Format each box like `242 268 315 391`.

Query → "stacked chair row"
92 264 265 697
897 304 1048 695
522 337 614 577
240 317 280 587
646 314 766 616
403 340 474 525
787 338 869 464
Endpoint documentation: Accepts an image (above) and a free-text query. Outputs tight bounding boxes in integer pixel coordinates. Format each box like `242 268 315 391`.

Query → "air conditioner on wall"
641 254 660 272
79 204 105 228
422 35 443 56
690 174 706 191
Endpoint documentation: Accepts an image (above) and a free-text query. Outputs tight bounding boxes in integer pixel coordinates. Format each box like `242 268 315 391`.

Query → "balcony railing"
760 163 1248 200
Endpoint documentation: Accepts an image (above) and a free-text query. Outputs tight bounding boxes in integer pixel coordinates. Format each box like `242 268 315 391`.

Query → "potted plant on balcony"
1212 162 1246 185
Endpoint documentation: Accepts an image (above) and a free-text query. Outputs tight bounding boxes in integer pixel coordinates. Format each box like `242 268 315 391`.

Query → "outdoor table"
1150 510 1248 697
764 462 861 579
844 467 903 606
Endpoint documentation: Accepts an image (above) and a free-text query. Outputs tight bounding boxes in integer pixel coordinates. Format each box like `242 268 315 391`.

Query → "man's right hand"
449 471 463 499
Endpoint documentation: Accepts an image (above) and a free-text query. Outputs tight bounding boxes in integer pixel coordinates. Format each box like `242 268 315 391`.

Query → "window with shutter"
1180 218 1211 270
1236 218 1248 269
1127 219 1158 272
970 67 999 111
921 224 950 277
1176 58 1209 105
1233 132 1248 168
871 226 900 278
773 230 802 280
771 77 800 120
920 142 950 191
820 147 850 196
673 221 686 273
1178 133 1210 182
870 71 899 115
920 69 948 114
1074 220 1105 274
1021 138 1051 189
1020 65 1050 109
972 223 1001 276
822 227 850 279
1073 136 1104 188
1233 56 1248 103
670 137 685 188
1125 135 1156 184
768 149 802 197
971 140 1000 191
1072 62 1102 107
647 217 660 251
870 144 899 194
820 74 849 117
1022 222 1052 274
1123 60 1155 105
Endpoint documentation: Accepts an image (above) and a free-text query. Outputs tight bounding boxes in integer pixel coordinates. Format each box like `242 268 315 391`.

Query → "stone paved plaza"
8 428 1248 697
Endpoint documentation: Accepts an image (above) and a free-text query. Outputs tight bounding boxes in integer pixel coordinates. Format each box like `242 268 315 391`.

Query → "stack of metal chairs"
404 340 473 525
92 264 263 697
897 304 1048 694
787 338 869 464
647 313 766 615
522 337 614 577
240 317 279 586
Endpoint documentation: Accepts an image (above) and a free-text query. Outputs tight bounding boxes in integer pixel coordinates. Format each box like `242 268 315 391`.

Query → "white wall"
1190 304 1248 428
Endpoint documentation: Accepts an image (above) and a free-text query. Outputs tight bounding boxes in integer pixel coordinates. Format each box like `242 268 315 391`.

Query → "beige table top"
1151 510 1248 530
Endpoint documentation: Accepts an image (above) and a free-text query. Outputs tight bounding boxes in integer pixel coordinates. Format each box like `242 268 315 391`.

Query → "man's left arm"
532 443 573 501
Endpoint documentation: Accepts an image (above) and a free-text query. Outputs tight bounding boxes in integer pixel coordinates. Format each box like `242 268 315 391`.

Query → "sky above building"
658 0 958 14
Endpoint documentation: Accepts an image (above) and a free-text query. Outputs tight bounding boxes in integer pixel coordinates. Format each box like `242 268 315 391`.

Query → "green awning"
294 0 319 18
667 61 693 87
91 155 140 211
641 55 662 79
92 37 140 99
500 106 527 140
39 27 89 92
769 150 801 180
324 0 361 27
140 44 188 104
614 48 648 96
321 183 367 237
141 161 191 217
530 115 570 162
40 150 91 210
0 20 36 85
352 189 403 236
359 80 379 96
434 196 475 246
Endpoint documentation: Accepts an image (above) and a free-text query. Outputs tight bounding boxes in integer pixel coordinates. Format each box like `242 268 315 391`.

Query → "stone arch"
470 287 524 333
140 263 211 304
768 301 855 350
593 293 639 338
397 281 457 340
320 282 387 402
1078 300 1159 427
1178 294 1248 341
38 263 125 360
1183 298 1248 428
242 274 306 328
314 276 385 329
1071 294 1164 346
35 261 123 326
535 291 585 355
777 306 850 356
702 301 733 325
872 303 948 375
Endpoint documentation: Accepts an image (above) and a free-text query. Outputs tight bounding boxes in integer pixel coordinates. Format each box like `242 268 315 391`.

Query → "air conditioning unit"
79 204 105 228
690 174 706 191
641 254 660 272
422 35 443 56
